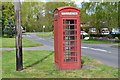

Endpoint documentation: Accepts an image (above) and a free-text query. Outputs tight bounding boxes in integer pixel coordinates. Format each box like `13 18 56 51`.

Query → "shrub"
3 18 15 38
89 34 107 38
89 34 120 40
81 35 89 39
111 34 120 40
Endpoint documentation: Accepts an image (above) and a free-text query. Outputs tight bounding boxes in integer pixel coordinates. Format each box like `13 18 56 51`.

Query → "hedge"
89 34 120 40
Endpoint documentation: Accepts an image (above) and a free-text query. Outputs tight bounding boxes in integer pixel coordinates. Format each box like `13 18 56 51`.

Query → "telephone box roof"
54 6 80 12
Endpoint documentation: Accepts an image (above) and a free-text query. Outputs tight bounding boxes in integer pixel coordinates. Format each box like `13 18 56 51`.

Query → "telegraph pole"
14 0 23 71
118 1 120 32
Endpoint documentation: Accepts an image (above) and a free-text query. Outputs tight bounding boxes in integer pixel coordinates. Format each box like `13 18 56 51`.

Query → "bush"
89 34 107 38
111 34 120 39
3 18 15 38
89 34 120 40
81 35 89 39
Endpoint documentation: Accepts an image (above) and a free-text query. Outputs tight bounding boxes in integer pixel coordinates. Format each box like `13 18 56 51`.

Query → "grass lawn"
2 50 118 78
111 44 120 47
81 39 120 44
0 38 43 48
36 32 53 38
0 38 2 48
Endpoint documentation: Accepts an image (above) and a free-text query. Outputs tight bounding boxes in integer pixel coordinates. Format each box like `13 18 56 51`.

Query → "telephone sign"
61 12 78 15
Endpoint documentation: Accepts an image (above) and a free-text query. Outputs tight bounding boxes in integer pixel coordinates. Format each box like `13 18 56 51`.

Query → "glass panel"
70 36 76 40
65 25 69 30
63 20 77 24
64 36 76 40
71 52 77 56
70 47 77 51
64 41 77 46
70 41 76 46
65 52 71 57
64 47 70 51
64 31 69 35
70 25 74 29
64 25 76 30
64 31 77 35
63 19 78 63
64 57 77 62
64 47 77 51
64 57 71 62
64 42 70 46
64 36 69 40
64 52 77 57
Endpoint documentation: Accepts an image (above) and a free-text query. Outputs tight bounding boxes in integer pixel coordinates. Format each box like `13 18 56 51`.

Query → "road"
22 33 119 68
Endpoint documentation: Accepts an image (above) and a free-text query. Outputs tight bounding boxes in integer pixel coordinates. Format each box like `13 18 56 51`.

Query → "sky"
73 0 90 4
3 0 120 2
20 0 89 8
20 0 90 3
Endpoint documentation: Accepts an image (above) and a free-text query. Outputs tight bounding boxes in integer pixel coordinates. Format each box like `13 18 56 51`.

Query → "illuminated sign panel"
61 12 78 15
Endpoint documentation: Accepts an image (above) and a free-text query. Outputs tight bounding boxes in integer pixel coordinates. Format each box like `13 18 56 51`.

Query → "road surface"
2 33 119 68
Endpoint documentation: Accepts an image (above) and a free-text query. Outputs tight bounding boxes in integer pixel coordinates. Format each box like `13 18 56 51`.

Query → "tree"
118 1 120 40
0 2 2 37
81 2 118 34
2 2 14 35
44 0 77 32
21 1 44 32
20 0 77 32
3 18 15 38
80 8 90 24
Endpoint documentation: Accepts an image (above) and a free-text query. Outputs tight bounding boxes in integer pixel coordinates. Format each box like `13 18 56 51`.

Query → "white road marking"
25 35 31 37
39 38 45 40
81 46 111 53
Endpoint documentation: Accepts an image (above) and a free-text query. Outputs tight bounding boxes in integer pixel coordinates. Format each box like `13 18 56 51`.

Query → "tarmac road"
22 33 119 68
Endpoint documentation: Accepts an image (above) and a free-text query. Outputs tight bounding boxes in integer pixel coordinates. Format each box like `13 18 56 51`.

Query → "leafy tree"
21 1 44 32
81 2 118 34
80 8 90 24
118 1 120 31
2 2 14 35
3 18 15 38
44 0 77 32
21 0 77 32
0 2 2 37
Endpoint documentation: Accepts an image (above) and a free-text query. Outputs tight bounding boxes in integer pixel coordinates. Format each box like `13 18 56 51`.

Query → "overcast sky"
20 0 89 8
20 0 90 3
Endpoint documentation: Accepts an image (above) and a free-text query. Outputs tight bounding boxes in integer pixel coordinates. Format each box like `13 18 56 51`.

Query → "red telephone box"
54 6 81 70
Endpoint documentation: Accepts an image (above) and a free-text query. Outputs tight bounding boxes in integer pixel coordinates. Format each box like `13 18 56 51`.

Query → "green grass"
0 38 2 48
0 38 43 48
111 45 120 47
2 50 118 78
36 32 53 38
81 39 120 44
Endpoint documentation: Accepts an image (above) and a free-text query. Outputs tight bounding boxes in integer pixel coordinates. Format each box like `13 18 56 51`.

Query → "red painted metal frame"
54 6 81 70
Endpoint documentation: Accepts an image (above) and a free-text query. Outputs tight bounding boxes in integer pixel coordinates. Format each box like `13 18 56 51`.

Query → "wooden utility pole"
14 0 23 71
118 1 120 31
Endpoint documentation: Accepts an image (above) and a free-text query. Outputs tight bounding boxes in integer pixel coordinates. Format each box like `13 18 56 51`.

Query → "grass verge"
36 32 53 38
2 50 118 78
0 38 43 48
111 44 120 47
81 39 120 44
